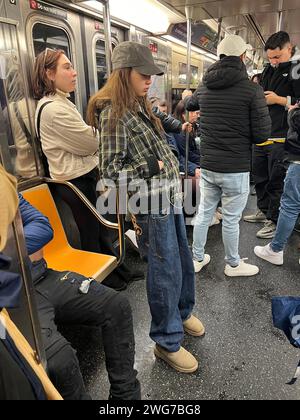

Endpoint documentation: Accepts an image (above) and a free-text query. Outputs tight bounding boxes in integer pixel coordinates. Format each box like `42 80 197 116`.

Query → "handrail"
11 214 46 366
44 177 125 267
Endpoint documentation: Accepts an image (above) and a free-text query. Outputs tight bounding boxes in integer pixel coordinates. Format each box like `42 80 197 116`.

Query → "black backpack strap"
36 101 53 139
36 101 53 177
12 102 32 146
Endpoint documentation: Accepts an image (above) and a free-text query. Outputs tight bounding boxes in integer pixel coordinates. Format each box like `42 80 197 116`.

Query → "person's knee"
107 293 133 325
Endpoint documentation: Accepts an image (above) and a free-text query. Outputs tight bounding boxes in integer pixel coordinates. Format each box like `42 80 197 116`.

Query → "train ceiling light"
82 0 183 33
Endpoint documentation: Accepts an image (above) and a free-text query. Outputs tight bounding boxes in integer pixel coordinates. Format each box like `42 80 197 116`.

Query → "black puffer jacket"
186 56 271 173
286 107 300 161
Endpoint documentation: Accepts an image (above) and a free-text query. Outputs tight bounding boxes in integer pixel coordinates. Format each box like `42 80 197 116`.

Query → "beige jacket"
35 90 99 181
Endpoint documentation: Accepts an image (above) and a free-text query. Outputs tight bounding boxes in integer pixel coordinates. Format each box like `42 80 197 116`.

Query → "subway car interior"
0 0 300 401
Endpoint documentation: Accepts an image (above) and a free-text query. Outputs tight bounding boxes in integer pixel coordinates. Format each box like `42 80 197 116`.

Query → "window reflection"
96 40 107 91
0 23 38 180
95 40 116 91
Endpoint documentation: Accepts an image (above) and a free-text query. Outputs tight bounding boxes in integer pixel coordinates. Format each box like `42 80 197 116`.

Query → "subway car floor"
62 194 300 400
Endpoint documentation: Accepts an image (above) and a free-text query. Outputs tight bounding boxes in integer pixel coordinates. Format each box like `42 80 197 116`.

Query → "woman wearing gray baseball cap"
87 41 205 374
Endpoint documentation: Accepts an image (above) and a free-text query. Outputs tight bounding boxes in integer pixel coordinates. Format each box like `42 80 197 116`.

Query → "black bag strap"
12 102 32 146
37 101 53 139
36 101 53 177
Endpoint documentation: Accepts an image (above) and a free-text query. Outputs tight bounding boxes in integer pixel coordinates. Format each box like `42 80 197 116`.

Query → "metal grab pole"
217 17 223 44
185 6 193 179
102 0 113 77
277 0 284 32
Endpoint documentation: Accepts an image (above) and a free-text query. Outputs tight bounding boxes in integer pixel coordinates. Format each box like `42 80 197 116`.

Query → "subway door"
83 16 126 100
25 8 89 247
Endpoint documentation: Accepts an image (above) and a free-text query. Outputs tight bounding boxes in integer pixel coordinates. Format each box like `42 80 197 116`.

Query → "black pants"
32 260 141 400
252 143 288 223
0 340 37 400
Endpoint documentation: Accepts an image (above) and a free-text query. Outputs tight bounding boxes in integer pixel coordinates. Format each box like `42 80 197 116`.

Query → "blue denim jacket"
18 194 53 255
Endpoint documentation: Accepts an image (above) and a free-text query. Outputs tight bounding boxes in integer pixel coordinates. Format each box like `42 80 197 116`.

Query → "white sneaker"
125 229 138 250
254 243 283 265
224 258 259 277
193 254 211 273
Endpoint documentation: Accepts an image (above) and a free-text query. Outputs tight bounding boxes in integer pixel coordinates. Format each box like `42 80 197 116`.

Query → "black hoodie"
186 56 271 173
260 59 300 139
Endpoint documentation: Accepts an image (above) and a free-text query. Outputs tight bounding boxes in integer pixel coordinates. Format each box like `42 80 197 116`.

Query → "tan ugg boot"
183 315 205 337
154 345 198 373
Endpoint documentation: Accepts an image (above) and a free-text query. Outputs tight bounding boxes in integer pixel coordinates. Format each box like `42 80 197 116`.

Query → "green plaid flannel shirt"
98 104 181 212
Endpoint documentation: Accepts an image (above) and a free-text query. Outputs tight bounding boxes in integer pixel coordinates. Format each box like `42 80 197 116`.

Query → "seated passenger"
254 102 300 265
171 100 201 178
149 96 168 114
0 165 61 400
156 98 168 114
18 194 141 400
150 96 191 135
32 48 141 291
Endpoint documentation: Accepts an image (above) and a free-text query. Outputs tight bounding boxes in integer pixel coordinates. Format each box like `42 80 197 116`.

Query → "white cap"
217 35 252 58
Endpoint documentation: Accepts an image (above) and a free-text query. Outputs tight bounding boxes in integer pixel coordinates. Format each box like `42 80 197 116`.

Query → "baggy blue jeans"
135 207 195 352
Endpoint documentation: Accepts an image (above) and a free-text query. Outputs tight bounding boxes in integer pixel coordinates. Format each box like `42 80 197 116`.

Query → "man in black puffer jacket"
186 34 271 277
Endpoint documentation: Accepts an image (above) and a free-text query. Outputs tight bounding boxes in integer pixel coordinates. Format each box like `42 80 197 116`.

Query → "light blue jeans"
193 169 250 267
271 163 300 252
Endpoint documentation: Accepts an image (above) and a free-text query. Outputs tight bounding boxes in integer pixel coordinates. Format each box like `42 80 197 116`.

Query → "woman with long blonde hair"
87 41 205 374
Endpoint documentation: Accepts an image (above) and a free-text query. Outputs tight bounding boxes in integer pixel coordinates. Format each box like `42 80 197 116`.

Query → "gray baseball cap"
112 41 164 76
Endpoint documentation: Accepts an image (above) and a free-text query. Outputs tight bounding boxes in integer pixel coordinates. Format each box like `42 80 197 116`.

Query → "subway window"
95 40 116 91
32 23 71 58
95 39 107 91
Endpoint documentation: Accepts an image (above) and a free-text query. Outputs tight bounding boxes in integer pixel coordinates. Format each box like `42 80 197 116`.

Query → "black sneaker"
102 272 127 291
116 263 144 283
128 269 144 282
